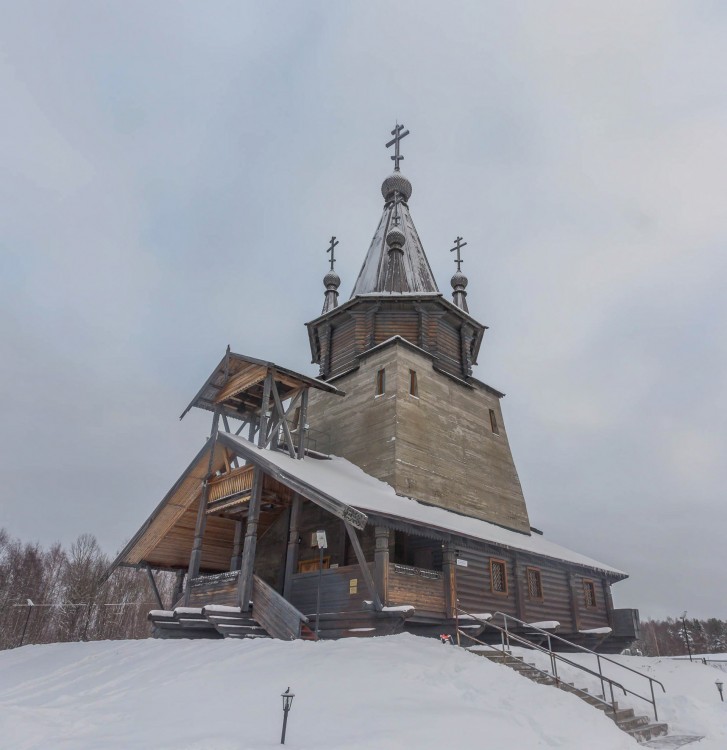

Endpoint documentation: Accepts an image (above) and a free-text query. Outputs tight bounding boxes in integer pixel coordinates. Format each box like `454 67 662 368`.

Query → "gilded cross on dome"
386 123 409 171
450 236 467 272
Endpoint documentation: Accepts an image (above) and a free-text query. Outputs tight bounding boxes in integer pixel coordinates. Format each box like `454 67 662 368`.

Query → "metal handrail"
456 607 625 716
492 611 666 721
457 628 619 715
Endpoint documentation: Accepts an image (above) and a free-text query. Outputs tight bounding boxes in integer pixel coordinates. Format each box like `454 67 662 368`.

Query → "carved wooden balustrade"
206 464 255 512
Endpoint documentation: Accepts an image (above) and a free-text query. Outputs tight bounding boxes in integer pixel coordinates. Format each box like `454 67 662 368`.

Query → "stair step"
626 722 669 743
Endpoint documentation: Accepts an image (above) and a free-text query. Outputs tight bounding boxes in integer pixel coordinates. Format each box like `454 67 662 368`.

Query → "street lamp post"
280 687 295 744
681 611 693 662
716 679 724 702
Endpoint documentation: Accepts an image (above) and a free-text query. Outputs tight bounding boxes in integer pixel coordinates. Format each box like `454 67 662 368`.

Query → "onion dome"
386 226 406 249
451 270 469 312
451 270 468 290
381 172 413 202
324 270 341 290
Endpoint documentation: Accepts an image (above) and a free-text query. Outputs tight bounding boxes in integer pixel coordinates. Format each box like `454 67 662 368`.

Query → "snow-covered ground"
0 635 722 750
512 647 727 749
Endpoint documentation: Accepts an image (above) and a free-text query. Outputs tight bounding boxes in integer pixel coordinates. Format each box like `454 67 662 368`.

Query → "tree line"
633 616 727 657
0 528 174 651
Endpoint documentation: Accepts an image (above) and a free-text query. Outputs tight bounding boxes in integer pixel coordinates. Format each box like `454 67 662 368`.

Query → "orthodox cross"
450 236 467 272
326 236 339 271
386 122 409 171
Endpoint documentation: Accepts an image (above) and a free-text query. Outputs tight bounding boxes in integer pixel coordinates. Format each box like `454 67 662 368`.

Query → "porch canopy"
180 350 343 422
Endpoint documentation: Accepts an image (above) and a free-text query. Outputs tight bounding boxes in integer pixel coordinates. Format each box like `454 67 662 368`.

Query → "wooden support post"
282 494 302 600
297 388 308 459
442 543 456 619
247 417 257 444
257 373 273 448
230 521 244 571
568 571 582 632
184 410 221 604
602 578 615 628
512 553 526 621
171 569 185 609
344 522 382 611
221 415 239 468
374 527 390 607
237 467 263 611
270 379 296 458
144 563 164 610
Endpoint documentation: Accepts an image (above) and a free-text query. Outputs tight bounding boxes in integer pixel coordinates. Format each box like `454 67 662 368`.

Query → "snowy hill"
0 635 724 749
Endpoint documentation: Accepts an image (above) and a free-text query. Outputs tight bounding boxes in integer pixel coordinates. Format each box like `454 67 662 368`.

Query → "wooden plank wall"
289 563 372 615
306 345 399 486
187 572 240 606
452 543 612 633
387 564 445 616
394 344 531 533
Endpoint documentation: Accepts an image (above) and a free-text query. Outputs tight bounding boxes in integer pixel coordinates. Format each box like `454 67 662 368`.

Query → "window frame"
489 408 500 435
375 368 386 396
490 558 509 596
409 369 418 397
526 567 544 601
583 579 597 609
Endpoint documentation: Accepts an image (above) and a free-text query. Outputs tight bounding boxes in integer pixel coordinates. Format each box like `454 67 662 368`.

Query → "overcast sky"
1 2 725 620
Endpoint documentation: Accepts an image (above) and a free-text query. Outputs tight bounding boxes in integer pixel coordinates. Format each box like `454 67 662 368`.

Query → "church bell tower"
305 125 531 535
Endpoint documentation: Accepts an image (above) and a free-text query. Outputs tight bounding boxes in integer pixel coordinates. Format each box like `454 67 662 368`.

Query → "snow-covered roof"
219 433 627 577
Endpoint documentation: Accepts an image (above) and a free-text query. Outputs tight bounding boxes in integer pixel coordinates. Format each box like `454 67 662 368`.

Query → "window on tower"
375 368 386 396
409 369 418 397
489 408 499 435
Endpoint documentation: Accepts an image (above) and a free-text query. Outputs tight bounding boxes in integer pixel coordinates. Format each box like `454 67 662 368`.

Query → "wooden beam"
512 552 526 621
282 494 302 599
297 388 309 459
171 569 185 609
184 410 221 602
230 520 244 571
442 542 456 619
237 467 263 611
257 372 273 448
374 526 389 606
568 571 582 632
270 380 296 458
344 521 382 611
144 563 163 609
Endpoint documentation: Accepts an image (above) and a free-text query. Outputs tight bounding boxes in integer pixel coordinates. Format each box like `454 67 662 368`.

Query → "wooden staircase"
470 650 669 744
149 574 312 641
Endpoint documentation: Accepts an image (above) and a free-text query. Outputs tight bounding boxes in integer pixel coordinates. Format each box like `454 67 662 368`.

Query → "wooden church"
107 126 640 651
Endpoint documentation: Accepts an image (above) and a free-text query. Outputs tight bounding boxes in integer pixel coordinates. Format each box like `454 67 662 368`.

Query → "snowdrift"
0 635 722 749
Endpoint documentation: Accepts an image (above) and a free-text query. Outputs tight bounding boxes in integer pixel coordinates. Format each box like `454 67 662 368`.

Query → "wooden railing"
207 464 254 503
252 575 310 640
387 563 445 615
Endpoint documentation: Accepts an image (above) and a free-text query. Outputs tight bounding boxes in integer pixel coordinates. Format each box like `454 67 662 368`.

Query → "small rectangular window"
583 579 597 608
489 408 499 435
490 559 508 594
375 368 385 396
409 369 418 397
526 567 543 600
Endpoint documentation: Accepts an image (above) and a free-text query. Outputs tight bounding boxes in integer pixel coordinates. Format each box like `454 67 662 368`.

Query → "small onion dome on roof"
381 172 413 202
324 270 341 289
386 226 406 249
451 270 468 289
